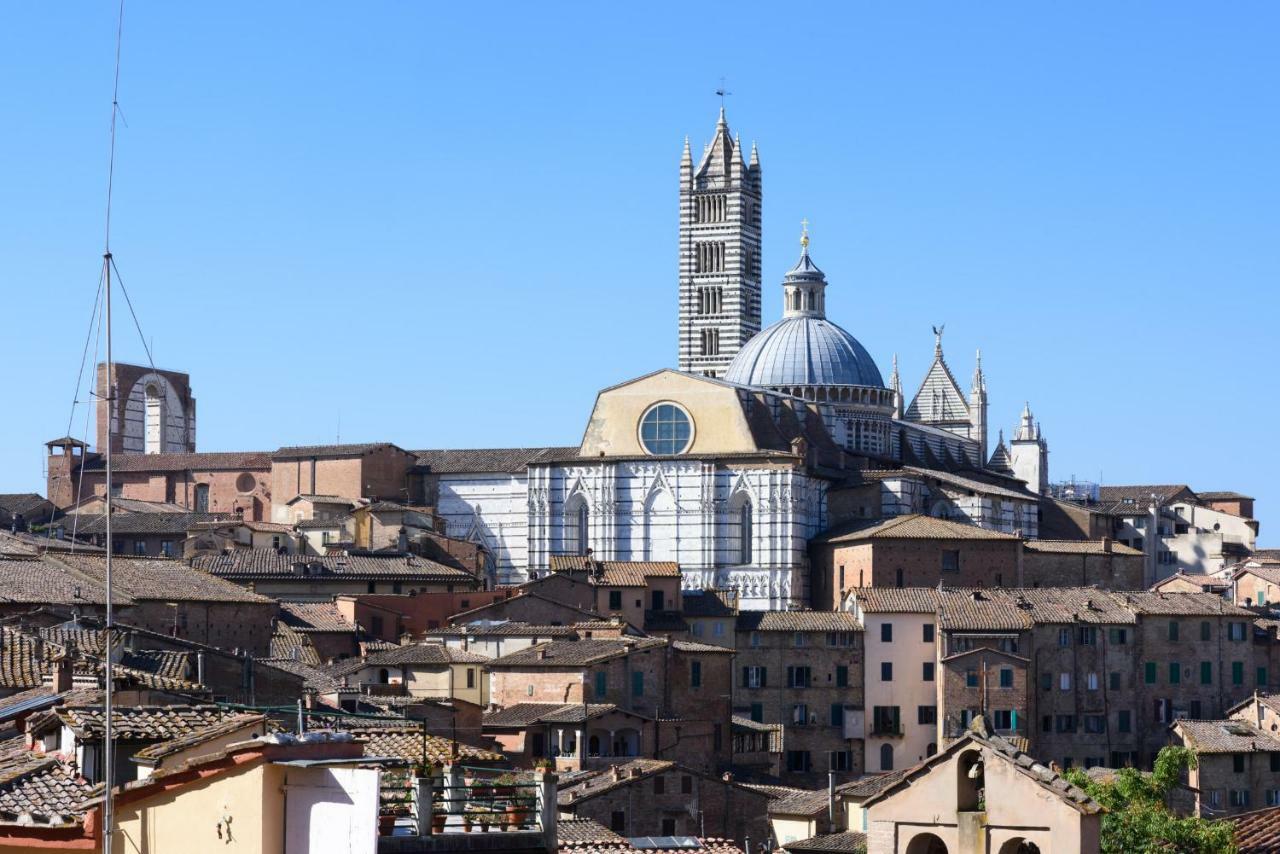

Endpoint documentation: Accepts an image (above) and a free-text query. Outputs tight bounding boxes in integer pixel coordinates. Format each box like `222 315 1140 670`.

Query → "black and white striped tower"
677 107 762 377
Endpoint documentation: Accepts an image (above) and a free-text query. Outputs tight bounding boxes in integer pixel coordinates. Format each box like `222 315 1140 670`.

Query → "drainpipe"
828 769 836 830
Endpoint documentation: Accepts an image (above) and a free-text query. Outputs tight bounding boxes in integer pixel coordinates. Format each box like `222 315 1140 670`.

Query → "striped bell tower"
677 108 762 377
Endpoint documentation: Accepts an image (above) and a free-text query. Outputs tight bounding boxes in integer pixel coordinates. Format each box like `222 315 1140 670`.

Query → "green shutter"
1169 663 1181 685
1144 662 1157 684
1259 667 1269 687
1200 662 1212 685
632 671 644 696
596 671 607 698
1233 662 1245 686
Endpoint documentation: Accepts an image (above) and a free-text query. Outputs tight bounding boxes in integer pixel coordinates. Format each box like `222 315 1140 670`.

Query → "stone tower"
1009 402 1049 495
678 108 762 377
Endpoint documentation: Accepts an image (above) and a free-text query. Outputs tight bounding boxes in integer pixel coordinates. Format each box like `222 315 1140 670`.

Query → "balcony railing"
379 764 557 852
362 682 409 697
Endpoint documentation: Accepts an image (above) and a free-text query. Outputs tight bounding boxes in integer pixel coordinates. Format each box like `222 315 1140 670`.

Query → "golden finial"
800 218 810 249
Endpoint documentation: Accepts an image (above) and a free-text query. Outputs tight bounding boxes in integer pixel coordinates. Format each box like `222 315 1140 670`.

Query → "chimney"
1101 537 1113 554
629 767 642 778
53 654 73 693
537 648 548 660
611 766 622 782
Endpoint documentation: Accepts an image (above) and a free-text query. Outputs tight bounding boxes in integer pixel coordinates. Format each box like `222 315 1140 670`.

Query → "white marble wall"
438 460 828 608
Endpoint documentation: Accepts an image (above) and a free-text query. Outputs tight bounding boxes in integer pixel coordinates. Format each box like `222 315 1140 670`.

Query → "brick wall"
563 768 770 845
811 538 1020 608
1022 551 1144 589
733 629 864 784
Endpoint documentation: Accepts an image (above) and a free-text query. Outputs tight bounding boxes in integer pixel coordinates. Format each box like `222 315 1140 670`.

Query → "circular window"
236 473 256 494
638 403 693 456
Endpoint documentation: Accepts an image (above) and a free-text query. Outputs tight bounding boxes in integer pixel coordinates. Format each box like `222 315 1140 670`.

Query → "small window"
941 550 960 572
966 669 979 688
1144 662 1157 684
881 623 893 643
1060 672 1071 691
608 590 622 610
654 776 665 794
133 540 147 556
1168 621 1179 642
999 668 1014 688
881 662 893 682
690 661 702 689
1200 662 1212 684
923 662 935 682
1169 663 1181 685
836 665 848 688
1233 661 1245 686
632 671 644 697
922 623 935 643
1234 755 1246 774
1059 628 1071 647
1109 671 1121 691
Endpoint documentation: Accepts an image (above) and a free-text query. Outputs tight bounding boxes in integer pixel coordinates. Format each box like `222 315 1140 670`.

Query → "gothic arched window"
739 501 753 565
144 383 163 454
576 501 590 556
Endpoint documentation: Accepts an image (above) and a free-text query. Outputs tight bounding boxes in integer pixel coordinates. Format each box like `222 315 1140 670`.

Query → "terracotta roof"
938 590 1033 631
483 702 650 728
815 514 1020 544
736 611 863 632
413 447 579 474
1232 804 1280 853
54 705 231 741
781 832 868 853
270 623 321 665
860 728 1101 815
548 556 682 586
192 550 475 582
259 658 340 693
345 723 504 765
0 557 118 605
558 759 674 805
848 588 941 614
80 451 270 473
1237 565 1280 587
359 643 489 667
131 714 267 762
0 758 95 825
1022 539 1143 555
295 517 350 529
1153 572 1231 591
0 531 103 558
670 640 734 654
273 443 404 459
1001 588 1136 625
287 494 356 505
559 817 627 846
1111 590 1255 616
429 622 581 639
835 768 912 799
0 494 51 518
1175 720 1280 754
759 786 828 816
50 554 272 603
280 602 357 632
488 638 665 668
72 512 225 536
681 589 738 618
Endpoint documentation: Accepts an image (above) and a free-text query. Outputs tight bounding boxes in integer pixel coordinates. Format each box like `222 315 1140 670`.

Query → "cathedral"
423 109 1051 606
51 109 1053 610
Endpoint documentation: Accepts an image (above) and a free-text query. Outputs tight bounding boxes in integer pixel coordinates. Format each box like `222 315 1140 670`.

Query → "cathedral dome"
724 315 884 388
724 231 884 390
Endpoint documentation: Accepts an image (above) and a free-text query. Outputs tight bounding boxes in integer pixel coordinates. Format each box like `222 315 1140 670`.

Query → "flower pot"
432 813 447 833
378 814 397 837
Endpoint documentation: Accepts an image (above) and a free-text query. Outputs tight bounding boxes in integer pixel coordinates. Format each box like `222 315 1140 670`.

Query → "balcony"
378 764 557 853
362 682 410 697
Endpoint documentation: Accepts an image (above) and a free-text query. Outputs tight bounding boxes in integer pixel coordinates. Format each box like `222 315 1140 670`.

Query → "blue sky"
2 3 1277 542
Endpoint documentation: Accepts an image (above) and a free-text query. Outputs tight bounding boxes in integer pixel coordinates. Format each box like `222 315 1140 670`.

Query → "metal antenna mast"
101 2 127 851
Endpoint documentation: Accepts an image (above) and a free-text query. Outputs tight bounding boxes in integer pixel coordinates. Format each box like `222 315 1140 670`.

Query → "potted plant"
431 809 447 833
494 772 517 799
463 813 474 833
378 813 397 836
533 758 554 772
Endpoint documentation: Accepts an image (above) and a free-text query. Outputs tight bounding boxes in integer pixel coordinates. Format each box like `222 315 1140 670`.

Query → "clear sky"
2 3 1277 542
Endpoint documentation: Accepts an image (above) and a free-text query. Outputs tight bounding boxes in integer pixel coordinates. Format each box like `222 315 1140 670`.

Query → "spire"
972 348 986 394
717 104 727 128
681 136 691 166
749 141 759 167
1015 402 1036 442
891 354 904 419
933 324 945 359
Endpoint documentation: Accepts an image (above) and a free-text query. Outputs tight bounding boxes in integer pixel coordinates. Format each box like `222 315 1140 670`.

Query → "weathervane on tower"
715 77 732 108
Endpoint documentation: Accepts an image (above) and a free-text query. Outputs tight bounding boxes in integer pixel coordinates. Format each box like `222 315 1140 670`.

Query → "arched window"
576 502 590 556
739 501 753 565
378 668 391 684
144 383 163 454
644 488 676 562
194 483 210 513
879 743 894 771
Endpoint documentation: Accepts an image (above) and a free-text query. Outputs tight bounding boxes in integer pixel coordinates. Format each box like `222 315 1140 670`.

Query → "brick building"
1021 538 1144 588
556 758 771 846
811 515 1021 607
486 636 733 772
190 550 479 600
0 554 277 657
733 610 864 784
269 443 419 523
1172 719 1280 816
545 556 684 629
